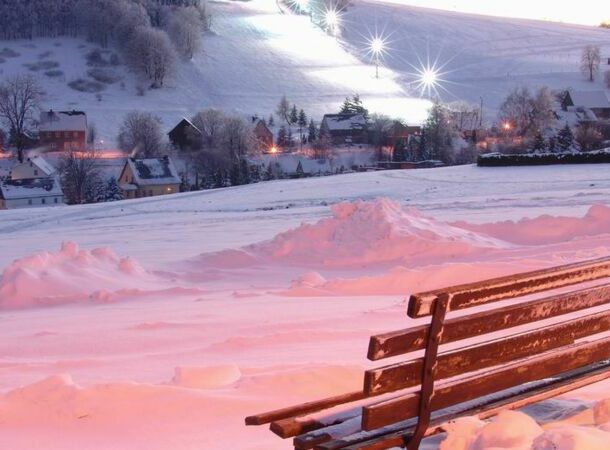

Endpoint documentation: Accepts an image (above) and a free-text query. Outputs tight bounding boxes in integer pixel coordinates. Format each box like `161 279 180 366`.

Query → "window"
34 170 38 176
41 198 46 204
73 132 78 138
54 198 58 204
28 199 32 205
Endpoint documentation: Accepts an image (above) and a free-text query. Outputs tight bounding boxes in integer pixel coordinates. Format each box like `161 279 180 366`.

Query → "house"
39 110 87 151
118 156 181 199
10 155 57 180
0 176 64 209
168 118 202 151
320 113 368 145
384 121 421 147
561 91 610 121
251 117 274 151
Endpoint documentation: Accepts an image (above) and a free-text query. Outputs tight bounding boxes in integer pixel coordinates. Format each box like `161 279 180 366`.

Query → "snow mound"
455 204 610 245
533 426 610 450
234 199 506 268
284 261 537 296
0 241 160 309
172 365 242 389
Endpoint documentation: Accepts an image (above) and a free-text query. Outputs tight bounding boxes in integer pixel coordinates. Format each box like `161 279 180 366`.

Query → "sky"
377 0 609 26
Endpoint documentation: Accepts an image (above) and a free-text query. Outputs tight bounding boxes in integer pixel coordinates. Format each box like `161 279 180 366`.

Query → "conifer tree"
105 177 123 201
532 132 546 152
307 118 317 142
268 114 275 127
295 160 305 177
289 105 299 125
557 123 574 151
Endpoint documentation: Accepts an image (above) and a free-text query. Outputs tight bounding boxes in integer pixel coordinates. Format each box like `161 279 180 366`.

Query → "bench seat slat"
369 284 610 360
408 257 610 317
365 309 610 395
245 390 366 426
362 336 610 430
318 360 610 450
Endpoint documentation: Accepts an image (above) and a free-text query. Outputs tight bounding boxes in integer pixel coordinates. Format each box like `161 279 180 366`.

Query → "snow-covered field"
0 0 608 144
3 164 610 449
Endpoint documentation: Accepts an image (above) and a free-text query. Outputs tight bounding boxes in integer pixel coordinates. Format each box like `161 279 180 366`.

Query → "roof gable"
322 113 367 131
567 91 610 110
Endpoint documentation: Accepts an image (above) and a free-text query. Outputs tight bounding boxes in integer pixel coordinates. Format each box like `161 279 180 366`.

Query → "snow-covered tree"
532 132 546 152
118 111 165 157
276 95 290 124
0 74 42 162
105 177 123 201
289 105 298 126
307 119 317 142
295 160 305 177
167 6 202 59
581 45 601 82
557 123 574 151
128 26 177 88
268 114 275 127
340 94 368 118
422 101 459 163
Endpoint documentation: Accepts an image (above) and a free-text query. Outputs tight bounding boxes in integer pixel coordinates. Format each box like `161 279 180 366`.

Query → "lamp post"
370 37 384 79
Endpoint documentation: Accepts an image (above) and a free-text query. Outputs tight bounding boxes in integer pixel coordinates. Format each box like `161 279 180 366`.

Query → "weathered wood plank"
362 336 610 430
271 406 362 440
245 390 366 426
318 361 610 450
407 257 610 317
369 284 610 360
365 310 610 395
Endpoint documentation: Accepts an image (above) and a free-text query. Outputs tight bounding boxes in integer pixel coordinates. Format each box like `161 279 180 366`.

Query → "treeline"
0 0 210 88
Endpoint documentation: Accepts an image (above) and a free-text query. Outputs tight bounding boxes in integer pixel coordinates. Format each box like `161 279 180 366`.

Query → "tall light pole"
370 37 384 79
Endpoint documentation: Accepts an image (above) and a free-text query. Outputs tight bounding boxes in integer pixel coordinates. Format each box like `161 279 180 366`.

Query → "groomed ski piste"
3 163 610 449
0 0 607 143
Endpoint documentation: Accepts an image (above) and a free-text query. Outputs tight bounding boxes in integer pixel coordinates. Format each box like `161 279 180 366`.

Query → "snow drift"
198 199 507 269
454 204 610 246
0 241 179 309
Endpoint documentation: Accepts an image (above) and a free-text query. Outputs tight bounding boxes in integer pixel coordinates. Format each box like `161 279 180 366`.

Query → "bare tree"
60 149 100 204
118 111 165 157
581 45 601 82
368 113 393 161
498 86 555 138
0 74 42 162
576 124 603 151
87 122 97 149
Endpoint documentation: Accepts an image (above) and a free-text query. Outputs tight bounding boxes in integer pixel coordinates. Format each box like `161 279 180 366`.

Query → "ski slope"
0 0 608 144
3 165 610 449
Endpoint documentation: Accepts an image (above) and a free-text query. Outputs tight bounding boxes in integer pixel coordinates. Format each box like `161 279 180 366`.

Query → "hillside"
0 0 608 145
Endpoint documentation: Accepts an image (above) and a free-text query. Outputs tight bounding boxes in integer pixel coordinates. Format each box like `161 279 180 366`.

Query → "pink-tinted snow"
3 198 610 449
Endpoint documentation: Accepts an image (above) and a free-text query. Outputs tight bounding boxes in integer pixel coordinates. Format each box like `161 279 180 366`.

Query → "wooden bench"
245 257 610 450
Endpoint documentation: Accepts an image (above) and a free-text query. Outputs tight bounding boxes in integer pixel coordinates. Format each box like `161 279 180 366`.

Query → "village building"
250 117 274 151
39 110 87 151
10 155 57 180
0 155 64 210
320 113 368 145
0 177 64 210
118 156 181 200
168 118 203 151
561 91 610 121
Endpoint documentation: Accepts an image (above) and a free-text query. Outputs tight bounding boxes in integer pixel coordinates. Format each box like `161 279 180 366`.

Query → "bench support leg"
406 293 451 450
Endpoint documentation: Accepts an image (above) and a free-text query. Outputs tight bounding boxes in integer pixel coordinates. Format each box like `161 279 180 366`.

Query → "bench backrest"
362 257 610 448
246 257 610 450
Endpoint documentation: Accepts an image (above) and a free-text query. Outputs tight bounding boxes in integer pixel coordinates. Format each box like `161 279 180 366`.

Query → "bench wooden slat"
245 390 366 426
321 361 610 450
272 407 362 439
408 257 610 317
362 336 610 430
293 416 361 450
365 309 610 395
369 284 610 360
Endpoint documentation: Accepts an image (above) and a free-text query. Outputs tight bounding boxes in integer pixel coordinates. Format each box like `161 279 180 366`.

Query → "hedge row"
477 149 610 167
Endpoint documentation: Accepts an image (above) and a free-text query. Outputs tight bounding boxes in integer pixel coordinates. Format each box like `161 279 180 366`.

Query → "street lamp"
324 8 339 35
370 37 385 79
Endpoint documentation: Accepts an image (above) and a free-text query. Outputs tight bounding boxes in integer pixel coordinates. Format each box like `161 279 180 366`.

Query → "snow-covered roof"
14 155 57 178
169 117 202 136
0 177 62 200
126 156 181 186
39 110 87 132
322 114 367 132
567 91 610 110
